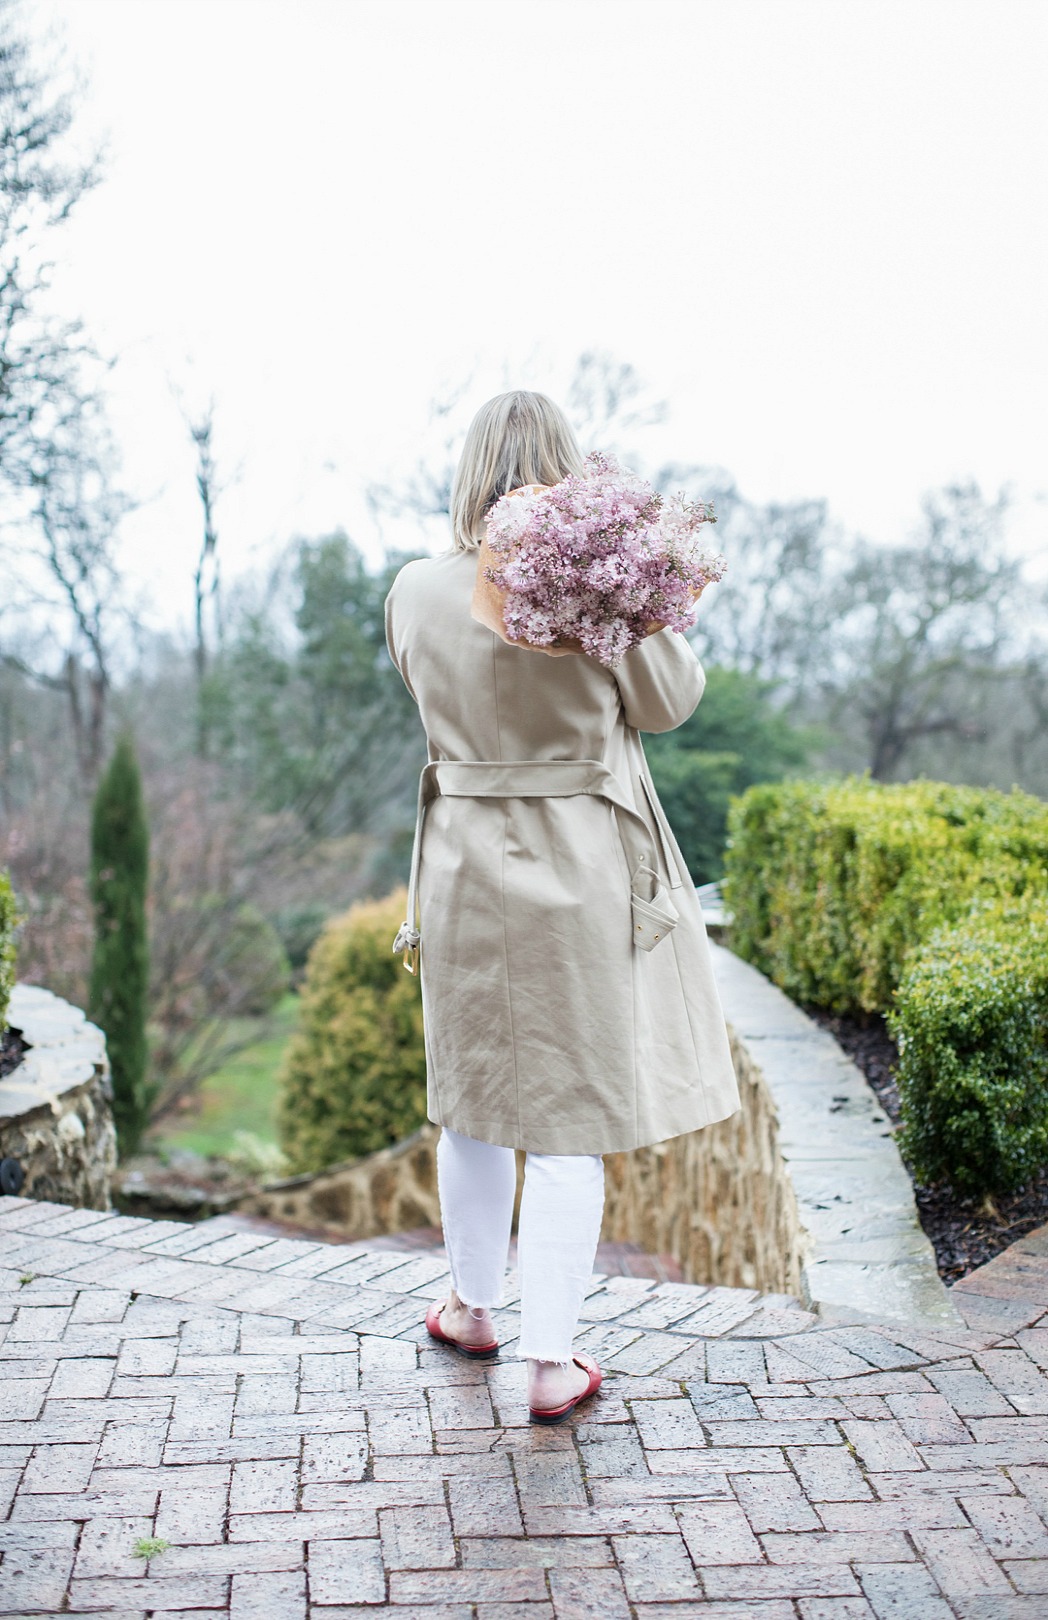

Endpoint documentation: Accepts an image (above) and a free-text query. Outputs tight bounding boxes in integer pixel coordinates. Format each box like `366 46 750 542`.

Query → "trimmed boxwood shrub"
0 868 20 1033
723 776 1048 1193
725 777 1048 1014
890 897 1048 1194
277 887 426 1172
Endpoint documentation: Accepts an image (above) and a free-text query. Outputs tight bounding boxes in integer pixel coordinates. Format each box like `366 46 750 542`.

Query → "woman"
384 390 740 1423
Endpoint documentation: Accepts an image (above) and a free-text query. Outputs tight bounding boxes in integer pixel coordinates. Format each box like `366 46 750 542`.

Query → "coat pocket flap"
631 884 679 952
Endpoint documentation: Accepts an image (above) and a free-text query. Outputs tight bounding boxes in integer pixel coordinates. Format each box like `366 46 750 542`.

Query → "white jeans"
436 1126 605 1364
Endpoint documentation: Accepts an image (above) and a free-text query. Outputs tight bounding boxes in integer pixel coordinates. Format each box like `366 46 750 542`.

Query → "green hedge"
890 896 1048 1194
723 776 1048 1193
278 887 426 1172
0 869 20 1033
724 777 1048 1014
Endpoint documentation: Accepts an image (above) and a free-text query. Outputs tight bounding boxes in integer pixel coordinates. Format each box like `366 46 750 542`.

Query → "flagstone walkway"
1 1195 1046 1618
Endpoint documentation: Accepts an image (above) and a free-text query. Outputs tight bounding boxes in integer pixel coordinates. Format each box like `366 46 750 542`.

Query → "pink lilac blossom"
484 452 726 667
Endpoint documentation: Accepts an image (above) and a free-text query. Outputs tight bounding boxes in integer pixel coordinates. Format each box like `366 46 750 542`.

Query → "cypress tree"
0 869 19 1033
88 731 151 1155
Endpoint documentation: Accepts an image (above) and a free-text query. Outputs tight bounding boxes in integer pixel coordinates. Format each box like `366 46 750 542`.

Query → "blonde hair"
449 391 584 552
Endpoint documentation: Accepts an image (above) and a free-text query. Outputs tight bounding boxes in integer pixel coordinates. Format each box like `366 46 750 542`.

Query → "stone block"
578 1424 649 1479
1004 1560 1048 1593
117 1338 179 1378
909 1528 1013 1597
788 1445 873 1501
155 1485 230 1545
379 1504 455 1569
677 1500 763 1564
613 1531 700 1601
388 1567 546 1604
840 1418 925 1472
22 1440 98 1493
460 1536 611 1567
447 1475 524 1538
546 1566 632 1619
960 1494 1048 1556
523 1504 680 1537
229 1566 306 1617
511 1447 587 1507
229 1507 376 1542
702 1563 862 1598
230 1457 298 1514
856 1560 955 1618
761 1530 915 1564
154 1541 305 1573
631 1397 707 1451
884 1391 971 1444
301 1432 368 1484
974 1349 1048 1414
732 1472 822 1532
67 1573 230 1608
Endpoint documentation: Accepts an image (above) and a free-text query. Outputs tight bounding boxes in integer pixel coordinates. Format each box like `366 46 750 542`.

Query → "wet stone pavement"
1 1196 1047 1619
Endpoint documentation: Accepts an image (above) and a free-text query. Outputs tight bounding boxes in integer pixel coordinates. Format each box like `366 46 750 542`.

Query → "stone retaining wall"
248 1126 443 1238
602 1023 805 1293
0 984 116 1210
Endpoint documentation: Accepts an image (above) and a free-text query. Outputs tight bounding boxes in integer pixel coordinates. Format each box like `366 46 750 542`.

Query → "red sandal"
529 1353 603 1425
425 1299 499 1360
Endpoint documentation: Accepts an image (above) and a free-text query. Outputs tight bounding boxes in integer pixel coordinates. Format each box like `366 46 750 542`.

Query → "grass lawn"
148 992 300 1160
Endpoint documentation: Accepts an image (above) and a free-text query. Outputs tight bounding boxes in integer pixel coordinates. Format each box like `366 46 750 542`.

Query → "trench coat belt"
392 758 680 974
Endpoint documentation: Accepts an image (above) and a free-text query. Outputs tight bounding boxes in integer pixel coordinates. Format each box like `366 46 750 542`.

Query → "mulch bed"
807 1006 1048 1284
0 1026 27 1081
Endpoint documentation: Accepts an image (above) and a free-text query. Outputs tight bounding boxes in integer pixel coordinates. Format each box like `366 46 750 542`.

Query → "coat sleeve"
384 573 418 702
613 628 706 733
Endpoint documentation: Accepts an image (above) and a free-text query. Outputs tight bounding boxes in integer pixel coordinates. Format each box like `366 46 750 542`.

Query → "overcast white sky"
30 0 1048 640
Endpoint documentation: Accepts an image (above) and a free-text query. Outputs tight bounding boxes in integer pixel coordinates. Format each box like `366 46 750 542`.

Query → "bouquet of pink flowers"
471 452 726 667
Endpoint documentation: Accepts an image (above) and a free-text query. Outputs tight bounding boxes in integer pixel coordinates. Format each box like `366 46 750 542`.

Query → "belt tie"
391 758 679 974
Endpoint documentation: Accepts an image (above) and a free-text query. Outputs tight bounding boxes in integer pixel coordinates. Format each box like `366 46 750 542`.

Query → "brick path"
1 1196 1046 1618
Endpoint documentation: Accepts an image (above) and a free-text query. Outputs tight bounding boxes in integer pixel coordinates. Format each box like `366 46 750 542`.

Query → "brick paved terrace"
1 1195 1047 1618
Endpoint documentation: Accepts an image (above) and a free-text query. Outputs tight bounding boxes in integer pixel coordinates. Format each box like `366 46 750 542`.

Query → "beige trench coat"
384 548 741 1155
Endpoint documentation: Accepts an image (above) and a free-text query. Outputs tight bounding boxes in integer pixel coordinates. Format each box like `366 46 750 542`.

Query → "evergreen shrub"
890 897 1048 1193
723 776 1048 1193
277 887 426 1172
724 777 1048 1013
0 869 21 1032
274 902 331 973
88 733 152 1155
221 903 291 1014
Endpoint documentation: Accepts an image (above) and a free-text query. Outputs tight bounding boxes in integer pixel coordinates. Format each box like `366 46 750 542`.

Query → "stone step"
223 1212 693 1284
0 1194 830 1363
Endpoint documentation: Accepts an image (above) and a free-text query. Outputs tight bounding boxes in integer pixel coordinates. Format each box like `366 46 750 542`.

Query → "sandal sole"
425 1302 499 1360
